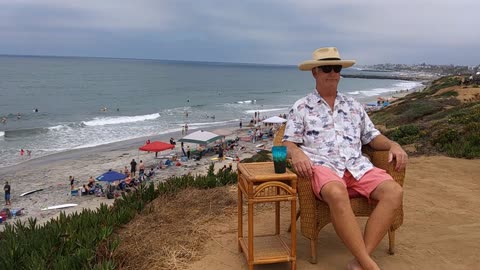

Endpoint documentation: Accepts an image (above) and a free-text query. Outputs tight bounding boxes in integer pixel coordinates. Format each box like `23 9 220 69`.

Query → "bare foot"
347 258 380 270
347 259 363 270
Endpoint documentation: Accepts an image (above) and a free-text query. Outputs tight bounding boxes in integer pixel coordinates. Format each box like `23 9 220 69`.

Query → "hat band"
317 57 341 61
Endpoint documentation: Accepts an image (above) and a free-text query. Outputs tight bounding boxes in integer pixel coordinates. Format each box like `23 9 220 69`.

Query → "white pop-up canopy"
262 116 287 124
178 130 223 145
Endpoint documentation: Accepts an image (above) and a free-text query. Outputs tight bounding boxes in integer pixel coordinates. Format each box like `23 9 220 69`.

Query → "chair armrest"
273 124 286 146
362 146 406 187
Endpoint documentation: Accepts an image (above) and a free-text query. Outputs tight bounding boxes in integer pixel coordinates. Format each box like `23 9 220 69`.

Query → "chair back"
273 124 286 146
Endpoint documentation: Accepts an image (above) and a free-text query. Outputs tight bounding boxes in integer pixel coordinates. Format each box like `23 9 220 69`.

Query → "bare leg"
364 180 403 254
321 182 379 270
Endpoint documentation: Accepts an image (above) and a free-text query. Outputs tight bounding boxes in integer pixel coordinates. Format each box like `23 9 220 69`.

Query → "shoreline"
0 122 266 230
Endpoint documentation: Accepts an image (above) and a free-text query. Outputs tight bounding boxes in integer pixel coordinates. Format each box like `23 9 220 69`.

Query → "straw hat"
298 47 356 71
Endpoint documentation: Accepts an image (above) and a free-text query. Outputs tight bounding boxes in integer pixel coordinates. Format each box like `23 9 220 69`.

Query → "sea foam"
83 113 160 126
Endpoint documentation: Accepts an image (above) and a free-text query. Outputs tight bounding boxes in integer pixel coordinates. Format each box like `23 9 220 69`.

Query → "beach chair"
273 124 406 264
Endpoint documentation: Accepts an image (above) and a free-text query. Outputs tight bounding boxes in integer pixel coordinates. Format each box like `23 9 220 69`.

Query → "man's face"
313 65 342 91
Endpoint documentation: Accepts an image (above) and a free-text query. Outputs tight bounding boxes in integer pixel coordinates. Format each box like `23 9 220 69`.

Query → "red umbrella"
139 141 175 152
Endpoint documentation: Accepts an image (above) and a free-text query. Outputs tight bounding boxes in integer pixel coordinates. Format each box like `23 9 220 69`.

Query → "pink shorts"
311 165 393 203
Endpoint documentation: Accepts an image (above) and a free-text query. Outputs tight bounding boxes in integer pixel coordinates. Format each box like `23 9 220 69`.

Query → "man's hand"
284 142 313 180
388 142 408 171
369 134 408 171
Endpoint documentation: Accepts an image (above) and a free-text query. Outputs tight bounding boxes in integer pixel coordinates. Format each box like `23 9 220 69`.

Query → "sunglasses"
317 65 342 73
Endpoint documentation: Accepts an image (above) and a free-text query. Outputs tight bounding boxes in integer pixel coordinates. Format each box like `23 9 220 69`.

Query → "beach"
0 124 265 229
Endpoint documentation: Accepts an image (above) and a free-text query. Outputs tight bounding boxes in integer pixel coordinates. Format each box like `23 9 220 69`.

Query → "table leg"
237 183 243 251
291 198 297 270
248 200 254 266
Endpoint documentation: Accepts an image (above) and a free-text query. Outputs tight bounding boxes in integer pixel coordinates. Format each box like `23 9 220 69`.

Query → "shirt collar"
311 89 345 104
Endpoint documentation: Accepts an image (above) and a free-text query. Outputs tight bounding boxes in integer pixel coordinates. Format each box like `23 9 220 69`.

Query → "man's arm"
283 141 313 180
368 134 408 171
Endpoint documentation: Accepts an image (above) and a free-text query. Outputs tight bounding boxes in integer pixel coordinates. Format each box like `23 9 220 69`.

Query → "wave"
0 131 4 138
3 127 50 138
245 107 288 114
186 119 237 128
235 99 256 104
82 113 160 126
347 81 422 97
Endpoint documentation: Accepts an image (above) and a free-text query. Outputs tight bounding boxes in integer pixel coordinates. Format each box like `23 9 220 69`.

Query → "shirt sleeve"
360 105 380 145
283 100 305 144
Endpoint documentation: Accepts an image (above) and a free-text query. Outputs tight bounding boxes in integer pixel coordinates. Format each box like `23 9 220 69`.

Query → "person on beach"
186 146 191 159
282 47 407 270
4 181 11 205
138 160 145 177
69 176 75 190
20 149 24 157
130 159 137 177
87 176 95 189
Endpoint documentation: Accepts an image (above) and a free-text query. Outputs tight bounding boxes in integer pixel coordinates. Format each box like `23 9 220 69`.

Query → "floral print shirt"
283 90 380 180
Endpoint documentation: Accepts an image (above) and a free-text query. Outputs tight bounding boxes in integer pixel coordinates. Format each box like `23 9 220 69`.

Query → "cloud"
0 0 479 65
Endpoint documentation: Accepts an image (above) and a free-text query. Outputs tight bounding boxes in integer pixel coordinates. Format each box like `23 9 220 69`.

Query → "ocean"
0 56 422 168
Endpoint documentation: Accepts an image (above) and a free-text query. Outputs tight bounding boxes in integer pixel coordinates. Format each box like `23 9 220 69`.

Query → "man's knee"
376 181 403 209
321 182 350 206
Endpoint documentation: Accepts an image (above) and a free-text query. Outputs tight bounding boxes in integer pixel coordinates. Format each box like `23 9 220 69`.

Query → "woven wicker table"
237 162 297 270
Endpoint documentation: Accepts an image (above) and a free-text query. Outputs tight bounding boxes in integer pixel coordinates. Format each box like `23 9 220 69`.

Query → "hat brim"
298 60 356 71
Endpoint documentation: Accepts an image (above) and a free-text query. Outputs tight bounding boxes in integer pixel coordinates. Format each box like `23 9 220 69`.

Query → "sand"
0 124 265 229
186 155 480 270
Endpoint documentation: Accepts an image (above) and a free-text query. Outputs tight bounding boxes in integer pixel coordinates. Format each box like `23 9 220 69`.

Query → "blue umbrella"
96 170 127 183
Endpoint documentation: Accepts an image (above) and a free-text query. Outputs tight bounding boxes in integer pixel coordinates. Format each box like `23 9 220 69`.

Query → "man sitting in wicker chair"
283 47 407 270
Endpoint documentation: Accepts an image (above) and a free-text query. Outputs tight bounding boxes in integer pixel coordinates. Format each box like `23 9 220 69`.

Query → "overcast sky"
1 0 479 66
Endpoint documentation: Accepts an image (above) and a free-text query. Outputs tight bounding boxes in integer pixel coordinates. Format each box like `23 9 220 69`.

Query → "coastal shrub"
372 99 443 127
157 163 237 192
428 77 462 93
448 103 480 124
385 124 420 145
438 90 458 97
441 133 480 158
395 100 443 124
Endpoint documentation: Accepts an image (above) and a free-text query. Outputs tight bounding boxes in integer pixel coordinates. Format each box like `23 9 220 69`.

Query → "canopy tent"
178 130 223 145
262 116 287 124
211 128 233 137
139 141 175 152
96 170 127 183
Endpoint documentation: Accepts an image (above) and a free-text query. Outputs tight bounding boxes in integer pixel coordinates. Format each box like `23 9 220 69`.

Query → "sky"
1 0 479 66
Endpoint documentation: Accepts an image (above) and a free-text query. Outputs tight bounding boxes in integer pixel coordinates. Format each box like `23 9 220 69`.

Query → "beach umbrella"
178 130 223 145
262 116 287 124
139 141 175 152
96 170 127 183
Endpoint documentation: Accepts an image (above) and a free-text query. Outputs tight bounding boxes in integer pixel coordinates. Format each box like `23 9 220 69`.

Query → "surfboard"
41 203 78 211
20 188 44 197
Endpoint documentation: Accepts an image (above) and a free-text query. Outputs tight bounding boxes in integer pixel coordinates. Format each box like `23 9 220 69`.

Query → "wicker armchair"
273 124 405 264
